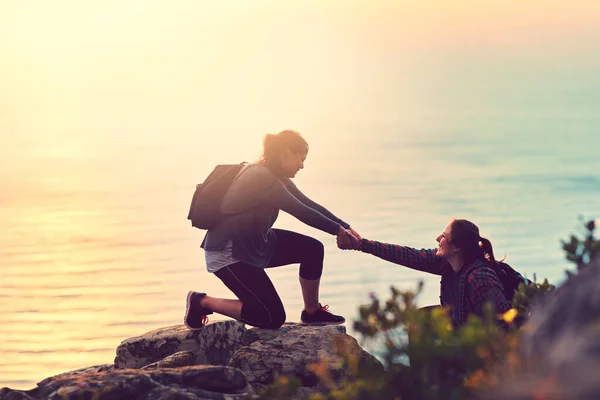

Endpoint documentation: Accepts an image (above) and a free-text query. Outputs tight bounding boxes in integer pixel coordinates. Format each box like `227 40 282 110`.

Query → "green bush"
562 217 600 274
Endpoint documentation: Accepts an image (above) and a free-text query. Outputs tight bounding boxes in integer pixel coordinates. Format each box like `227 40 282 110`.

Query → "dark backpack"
493 261 531 303
187 162 247 229
491 262 532 328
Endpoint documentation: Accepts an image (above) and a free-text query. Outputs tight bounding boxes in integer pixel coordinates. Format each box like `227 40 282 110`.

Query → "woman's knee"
299 237 324 280
242 301 286 329
299 236 324 265
264 308 286 329
309 237 324 258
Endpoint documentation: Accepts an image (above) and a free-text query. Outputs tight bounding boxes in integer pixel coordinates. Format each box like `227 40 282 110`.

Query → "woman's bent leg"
269 229 324 280
298 277 320 313
268 229 344 324
214 262 286 329
268 229 325 312
199 296 242 320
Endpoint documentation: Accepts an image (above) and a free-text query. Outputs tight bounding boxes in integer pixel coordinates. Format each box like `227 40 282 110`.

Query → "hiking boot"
300 304 345 325
184 291 213 330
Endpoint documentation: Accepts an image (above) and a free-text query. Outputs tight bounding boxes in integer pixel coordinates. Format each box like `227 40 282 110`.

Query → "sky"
1 0 599 158
1 1 599 389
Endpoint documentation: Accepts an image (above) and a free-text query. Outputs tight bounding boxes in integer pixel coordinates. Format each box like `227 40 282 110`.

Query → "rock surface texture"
1 321 382 399
1 365 250 400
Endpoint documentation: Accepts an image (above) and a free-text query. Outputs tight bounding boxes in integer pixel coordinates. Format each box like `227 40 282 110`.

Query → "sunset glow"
1 0 599 390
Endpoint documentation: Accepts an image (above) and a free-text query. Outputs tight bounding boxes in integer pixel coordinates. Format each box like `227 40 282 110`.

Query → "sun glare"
1 0 599 391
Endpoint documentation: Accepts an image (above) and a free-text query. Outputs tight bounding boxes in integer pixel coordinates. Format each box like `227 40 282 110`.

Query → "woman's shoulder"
239 164 278 181
465 260 501 281
231 164 285 194
246 163 275 175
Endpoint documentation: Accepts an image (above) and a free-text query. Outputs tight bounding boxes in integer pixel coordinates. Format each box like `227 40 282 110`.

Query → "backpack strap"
219 162 253 216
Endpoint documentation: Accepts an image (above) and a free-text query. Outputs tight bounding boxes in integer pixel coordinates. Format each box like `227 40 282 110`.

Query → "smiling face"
436 222 458 259
279 147 308 178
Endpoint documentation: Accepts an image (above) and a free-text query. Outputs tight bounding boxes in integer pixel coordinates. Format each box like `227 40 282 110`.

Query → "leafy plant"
255 284 521 400
510 274 555 327
562 217 600 271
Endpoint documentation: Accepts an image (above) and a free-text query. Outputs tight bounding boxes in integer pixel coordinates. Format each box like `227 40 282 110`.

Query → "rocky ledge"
0 322 383 399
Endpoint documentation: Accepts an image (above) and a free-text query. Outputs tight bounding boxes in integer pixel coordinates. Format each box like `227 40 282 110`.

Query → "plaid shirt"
359 239 510 327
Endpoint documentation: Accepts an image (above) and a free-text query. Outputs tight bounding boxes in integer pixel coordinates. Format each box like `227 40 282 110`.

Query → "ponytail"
258 130 308 166
259 134 278 164
479 237 497 265
450 219 498 265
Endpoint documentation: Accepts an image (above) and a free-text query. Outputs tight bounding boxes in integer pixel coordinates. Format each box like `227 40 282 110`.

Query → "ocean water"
2 2 600 389
1 114 599 390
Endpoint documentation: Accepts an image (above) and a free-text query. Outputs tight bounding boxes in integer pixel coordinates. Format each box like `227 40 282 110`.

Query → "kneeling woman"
185 130 359 330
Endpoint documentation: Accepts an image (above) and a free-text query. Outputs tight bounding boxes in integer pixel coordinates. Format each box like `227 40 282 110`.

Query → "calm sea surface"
3 0 600 391
2 114 599 389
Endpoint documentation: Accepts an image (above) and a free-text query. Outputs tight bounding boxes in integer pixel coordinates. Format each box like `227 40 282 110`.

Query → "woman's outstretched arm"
269 180 346 235
282 177 350 229
355 239 446 276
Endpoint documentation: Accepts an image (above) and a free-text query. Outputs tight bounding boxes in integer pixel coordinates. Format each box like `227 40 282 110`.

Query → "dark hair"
449 218 497 264
258 130 308 167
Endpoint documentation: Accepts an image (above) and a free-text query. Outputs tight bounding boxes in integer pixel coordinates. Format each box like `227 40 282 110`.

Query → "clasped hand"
336 227 361 250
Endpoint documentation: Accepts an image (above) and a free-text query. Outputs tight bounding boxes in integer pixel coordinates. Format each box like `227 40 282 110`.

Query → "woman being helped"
185 130 360 330
341 219 510 328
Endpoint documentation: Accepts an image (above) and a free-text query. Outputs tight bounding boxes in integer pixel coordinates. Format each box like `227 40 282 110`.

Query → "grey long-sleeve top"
201 164 349 268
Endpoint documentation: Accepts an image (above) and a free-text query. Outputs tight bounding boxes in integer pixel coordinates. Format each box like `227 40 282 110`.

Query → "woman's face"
436 223 456 258
280 147 308 178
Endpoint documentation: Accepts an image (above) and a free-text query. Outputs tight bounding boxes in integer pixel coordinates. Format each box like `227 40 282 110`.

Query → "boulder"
114 321 383 391
230 323 383 388
2 320 382 399
0 365 252 400
114 320 246 369
41 364 115 382
141 351 197 370
487 256 600 399
0 388 34 400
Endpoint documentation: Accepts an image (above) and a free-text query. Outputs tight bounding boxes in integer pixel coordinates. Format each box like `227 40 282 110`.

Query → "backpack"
493 261 532 303
187 162 247 229
491 262 532 328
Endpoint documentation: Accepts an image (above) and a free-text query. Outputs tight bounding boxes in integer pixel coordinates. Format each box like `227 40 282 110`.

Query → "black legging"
213 229 324 329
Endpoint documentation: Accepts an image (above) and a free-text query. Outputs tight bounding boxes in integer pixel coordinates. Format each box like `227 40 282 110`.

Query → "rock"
115 321 382 391
141 351 197 370
0 388 35 400
487 256 600 399
0 365 117 400
115 320 382 390
114 320 246 369
38 364 114 386
230 323 384 388
2 320 381 399
1 366 251 400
